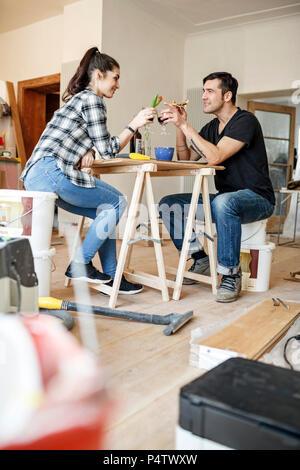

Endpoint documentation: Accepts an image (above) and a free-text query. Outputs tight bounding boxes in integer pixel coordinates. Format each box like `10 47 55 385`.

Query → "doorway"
248 100 296 233
17 73 60 167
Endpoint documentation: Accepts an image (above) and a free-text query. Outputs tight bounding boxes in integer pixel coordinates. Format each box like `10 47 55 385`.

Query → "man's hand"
161 102 187 128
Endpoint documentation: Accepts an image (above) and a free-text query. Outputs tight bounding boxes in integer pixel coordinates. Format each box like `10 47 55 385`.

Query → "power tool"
0 237 39 313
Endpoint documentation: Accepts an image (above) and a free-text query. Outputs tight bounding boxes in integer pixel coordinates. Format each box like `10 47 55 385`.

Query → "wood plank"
124 270 175 289
6 81 27 170
92 158 224 172
200 299 300 359
166 265 213 286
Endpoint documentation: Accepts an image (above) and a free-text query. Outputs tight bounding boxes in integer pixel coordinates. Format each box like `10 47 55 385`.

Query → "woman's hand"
76 149 95 169
130 107 156 130
161 102 187 128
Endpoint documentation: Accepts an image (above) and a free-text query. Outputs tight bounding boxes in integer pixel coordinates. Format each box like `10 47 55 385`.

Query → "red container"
1 315 111 450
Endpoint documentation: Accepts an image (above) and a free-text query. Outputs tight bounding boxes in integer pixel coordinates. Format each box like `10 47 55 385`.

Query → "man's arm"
182 122 245 165
163 102 245 165
176 127 192 160
176 128 203 161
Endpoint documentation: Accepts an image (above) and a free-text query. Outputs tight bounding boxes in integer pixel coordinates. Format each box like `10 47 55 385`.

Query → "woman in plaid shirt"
21 47 155 294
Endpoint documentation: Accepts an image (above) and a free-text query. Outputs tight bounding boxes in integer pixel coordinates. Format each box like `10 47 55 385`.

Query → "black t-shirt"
199 108 275 205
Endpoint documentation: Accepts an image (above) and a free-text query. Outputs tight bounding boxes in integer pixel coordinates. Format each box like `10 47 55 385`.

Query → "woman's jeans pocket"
24 158 62 192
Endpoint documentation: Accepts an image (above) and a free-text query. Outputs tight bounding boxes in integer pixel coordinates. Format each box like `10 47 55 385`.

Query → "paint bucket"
0 190 57 251
241 219 267 246
240 242 275 292
32 248 56 298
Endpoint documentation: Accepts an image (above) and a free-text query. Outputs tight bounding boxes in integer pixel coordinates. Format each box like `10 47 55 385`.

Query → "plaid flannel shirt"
20 88 120 188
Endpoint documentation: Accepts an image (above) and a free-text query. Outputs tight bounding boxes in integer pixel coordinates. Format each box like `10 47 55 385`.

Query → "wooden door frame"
248 100 296 232
18 73 60 168
248 101 295 179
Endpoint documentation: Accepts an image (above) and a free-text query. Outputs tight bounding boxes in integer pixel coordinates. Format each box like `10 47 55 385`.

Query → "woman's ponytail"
62 47 119 102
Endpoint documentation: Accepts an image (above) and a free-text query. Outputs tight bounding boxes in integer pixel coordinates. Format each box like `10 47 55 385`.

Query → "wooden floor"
50 233 300 450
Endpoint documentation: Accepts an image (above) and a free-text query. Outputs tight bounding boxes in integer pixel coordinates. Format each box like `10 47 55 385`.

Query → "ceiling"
136 0 300 34
0 0 299 34
0 0 77 33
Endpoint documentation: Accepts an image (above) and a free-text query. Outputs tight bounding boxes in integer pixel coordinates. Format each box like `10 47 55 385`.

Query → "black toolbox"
178 357 300 450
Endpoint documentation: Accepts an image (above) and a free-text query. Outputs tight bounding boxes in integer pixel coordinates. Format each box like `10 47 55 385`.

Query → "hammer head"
163 310 193 336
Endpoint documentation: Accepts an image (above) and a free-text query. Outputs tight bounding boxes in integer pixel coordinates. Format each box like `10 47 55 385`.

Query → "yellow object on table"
129 153 150 160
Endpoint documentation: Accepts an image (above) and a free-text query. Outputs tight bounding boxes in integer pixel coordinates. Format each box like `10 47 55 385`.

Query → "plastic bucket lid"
33 248 56 259
0 190 57 200
241 241 275 251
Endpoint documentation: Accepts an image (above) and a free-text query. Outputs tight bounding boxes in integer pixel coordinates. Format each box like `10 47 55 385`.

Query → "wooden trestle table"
66 158 224 308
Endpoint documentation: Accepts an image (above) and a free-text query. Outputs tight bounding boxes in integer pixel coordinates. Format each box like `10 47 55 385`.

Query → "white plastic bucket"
33 248 56 297
241 219 267 247
240 242 275 292
0 190 57 251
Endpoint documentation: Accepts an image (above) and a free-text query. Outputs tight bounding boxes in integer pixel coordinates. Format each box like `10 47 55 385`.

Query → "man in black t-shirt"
158 72 275 303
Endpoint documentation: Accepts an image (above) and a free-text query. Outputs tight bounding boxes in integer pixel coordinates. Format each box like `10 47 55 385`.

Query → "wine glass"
157 112 168 135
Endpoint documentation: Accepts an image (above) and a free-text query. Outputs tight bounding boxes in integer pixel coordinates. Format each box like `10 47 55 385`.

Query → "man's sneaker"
65 261 111 284
106 275 144 295
216 268 242 303
183 255 210 285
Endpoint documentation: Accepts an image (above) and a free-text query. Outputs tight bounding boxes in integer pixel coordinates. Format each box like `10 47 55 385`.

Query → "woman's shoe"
65 261 111 284
106 275 144 294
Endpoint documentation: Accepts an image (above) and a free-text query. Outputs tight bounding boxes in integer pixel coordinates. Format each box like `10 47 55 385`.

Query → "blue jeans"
158 189 274 275
23 157 127 277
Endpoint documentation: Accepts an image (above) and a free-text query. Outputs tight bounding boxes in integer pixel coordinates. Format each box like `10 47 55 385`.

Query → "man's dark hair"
203 72 238 105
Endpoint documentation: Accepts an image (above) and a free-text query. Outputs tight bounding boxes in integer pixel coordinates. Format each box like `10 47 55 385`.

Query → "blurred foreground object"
0 314 111 450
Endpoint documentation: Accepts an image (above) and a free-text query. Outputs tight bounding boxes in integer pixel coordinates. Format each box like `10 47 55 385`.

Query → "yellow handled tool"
39 296 63 310
129 153 150 160
38 297 193 336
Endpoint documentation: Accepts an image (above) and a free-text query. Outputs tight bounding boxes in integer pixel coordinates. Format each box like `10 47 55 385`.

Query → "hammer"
39 297 193 336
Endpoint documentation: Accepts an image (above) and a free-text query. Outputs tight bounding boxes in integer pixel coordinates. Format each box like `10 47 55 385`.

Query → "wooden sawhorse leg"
202 175 218 294
109 166 169 308
172 169 217 300
144 172 169 301
64 215 86 287
108 169 147 308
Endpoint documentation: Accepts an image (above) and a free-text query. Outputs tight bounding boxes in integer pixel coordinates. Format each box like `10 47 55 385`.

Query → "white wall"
0 15 63 86
61 0 103 103
62 0 103 64
184 15 300 96
101 0 185 203
0 0 103 91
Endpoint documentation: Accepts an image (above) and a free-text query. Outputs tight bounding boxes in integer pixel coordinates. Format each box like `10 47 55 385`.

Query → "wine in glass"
158 113 168 135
